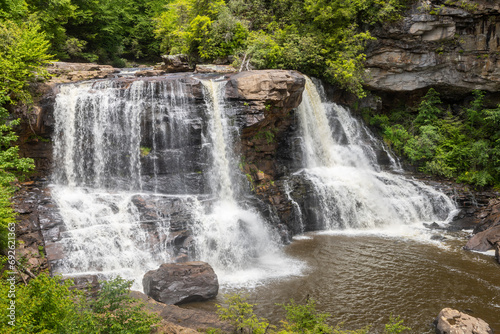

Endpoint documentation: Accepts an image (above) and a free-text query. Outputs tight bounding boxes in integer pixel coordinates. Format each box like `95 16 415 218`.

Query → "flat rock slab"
130 291 231 333
435 308 493 334
143 261 218 305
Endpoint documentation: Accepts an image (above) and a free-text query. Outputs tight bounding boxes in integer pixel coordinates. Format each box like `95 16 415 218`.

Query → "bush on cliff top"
154 0 407 97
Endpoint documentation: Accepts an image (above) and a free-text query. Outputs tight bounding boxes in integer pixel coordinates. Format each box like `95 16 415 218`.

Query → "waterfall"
294 77 456 230
50 76 301 289
193 79 300 285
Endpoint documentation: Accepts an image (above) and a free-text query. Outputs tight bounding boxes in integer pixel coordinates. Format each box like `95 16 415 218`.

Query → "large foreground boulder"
143 261 218 305
435 308 493 334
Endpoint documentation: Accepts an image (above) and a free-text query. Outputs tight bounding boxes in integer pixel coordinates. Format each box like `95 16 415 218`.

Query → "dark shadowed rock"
495 242 500 264
158 54 194 73
435 308 493 334
143 261 218 305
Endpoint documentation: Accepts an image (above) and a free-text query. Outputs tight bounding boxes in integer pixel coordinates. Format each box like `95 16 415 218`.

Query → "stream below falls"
186 231 500 334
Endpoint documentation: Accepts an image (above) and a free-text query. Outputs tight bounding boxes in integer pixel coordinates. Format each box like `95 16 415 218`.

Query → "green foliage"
414 88 442 126
0 274 81 333
368 89 500 188
384 315 411 334
0 186 16 250
217 294 271 334
216 294 405 334
280 299 333 333
0 19 53 102
82 277 159 333
0 18 48 250
254 129 275 144
154 0 407 96
140 146 151 157
0 274 160 333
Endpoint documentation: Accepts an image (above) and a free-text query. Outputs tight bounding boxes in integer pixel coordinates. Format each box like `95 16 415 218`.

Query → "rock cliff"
365 0 500 96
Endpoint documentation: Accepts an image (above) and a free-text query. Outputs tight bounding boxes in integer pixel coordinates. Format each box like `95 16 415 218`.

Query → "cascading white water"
295 77 457 230
51 79 203 288
50 76 301 289
193 79 302 286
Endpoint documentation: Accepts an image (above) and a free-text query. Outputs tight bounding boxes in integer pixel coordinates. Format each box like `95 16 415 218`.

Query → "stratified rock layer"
142 262 218 305
365 1 500 95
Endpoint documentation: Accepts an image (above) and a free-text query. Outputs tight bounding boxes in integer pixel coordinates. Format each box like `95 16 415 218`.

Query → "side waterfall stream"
49 74 499 332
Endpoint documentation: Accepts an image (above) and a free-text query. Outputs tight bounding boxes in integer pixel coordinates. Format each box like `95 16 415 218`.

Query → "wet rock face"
435 308 494 334
12 181 52 281
142 262 218 305
365 0 500 95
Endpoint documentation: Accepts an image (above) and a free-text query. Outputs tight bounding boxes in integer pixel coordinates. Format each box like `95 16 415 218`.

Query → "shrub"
0 275 160 334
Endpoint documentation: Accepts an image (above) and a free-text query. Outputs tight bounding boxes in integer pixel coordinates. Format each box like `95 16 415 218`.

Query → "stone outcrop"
135 69 166 77
464 198 500 256
365 0 500 95
47 62 119 83
11 181 51 282
130 291 231 333
156 54 194 73
226 70 305 121
142 262 218 305
64 274 100 297
435 308 494 334
465 225 500 252
195 64 237 74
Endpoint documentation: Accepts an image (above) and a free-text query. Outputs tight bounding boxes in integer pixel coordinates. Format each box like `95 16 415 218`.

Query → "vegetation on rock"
365 88 500 188
0 17 51 250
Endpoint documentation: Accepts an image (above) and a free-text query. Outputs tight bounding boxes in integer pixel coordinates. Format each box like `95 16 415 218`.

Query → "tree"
0 18 51 250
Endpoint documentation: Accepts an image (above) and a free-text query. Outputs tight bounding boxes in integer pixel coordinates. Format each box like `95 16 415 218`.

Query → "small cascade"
294 77 456 230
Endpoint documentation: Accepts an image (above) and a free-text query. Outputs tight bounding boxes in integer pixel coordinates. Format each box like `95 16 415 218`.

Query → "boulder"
435 308 493 334
464 225 500 252
134 69 166 77
143 261 218 305
225 70 305 117
158 54 193 73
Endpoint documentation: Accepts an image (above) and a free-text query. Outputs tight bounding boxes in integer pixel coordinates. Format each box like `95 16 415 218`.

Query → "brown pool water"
189 232 500 333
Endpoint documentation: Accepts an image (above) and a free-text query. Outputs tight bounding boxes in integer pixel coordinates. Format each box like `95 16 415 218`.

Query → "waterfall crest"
294 77 456 230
